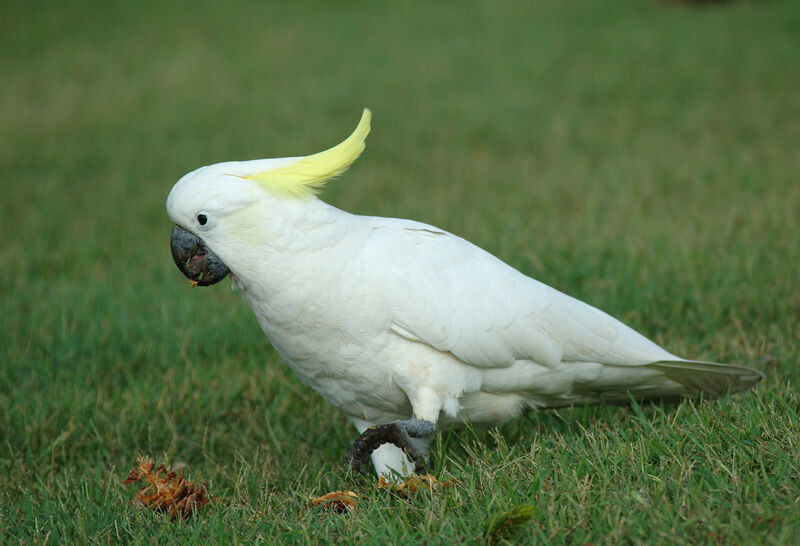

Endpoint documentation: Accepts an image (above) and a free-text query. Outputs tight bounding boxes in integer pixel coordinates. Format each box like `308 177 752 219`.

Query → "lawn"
1 0 799 543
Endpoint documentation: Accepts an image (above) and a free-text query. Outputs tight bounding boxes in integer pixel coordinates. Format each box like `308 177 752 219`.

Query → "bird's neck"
220 197 364 296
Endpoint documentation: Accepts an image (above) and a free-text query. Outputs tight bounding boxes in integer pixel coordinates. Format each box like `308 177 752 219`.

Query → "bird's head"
166 109 371 287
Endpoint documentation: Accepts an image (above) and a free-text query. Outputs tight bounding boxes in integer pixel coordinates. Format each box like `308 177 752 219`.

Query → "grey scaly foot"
346 417 436 475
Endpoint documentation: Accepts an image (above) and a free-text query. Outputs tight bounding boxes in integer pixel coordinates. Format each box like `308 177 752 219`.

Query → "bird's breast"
242 285 413 420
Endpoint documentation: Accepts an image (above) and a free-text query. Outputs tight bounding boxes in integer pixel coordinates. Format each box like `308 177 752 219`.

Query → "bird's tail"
644 359 763 399
554 359 763 407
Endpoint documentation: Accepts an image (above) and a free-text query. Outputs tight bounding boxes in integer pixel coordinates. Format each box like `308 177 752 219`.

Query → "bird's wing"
365 217 676 370
360 218 761 403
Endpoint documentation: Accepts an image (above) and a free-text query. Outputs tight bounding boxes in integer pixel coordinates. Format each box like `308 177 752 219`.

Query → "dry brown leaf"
310 490 359 512
377 473 452 496
123 455 210 520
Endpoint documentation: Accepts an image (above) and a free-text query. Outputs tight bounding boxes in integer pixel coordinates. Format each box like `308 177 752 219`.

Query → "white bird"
166 109 762 478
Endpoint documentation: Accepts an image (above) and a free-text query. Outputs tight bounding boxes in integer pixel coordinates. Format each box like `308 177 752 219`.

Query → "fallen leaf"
484 504 536 544
310 490 359 512
123 455 211 520
377 473 452 496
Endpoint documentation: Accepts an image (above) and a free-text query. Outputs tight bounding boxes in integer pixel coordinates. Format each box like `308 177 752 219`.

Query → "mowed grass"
2 0 799 542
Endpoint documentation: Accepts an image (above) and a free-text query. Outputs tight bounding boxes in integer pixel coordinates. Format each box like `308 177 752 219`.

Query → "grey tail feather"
646 359 764 399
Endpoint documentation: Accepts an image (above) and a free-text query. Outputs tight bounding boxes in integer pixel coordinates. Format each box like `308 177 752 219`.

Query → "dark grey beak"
170 225 230 286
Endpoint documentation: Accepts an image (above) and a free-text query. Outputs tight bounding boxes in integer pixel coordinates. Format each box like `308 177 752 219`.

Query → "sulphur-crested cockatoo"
166 109 762 478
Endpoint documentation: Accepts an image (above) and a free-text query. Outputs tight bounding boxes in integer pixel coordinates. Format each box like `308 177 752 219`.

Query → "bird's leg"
346 417 436 475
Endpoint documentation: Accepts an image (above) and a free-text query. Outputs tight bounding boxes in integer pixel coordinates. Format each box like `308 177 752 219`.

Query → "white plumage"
166 110 761 477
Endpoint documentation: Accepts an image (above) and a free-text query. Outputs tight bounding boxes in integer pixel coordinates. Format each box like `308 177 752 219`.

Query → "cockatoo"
166 109 762 478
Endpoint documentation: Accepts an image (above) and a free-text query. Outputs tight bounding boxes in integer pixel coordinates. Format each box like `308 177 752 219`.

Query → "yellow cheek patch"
243 109 371 198
226 206 267 244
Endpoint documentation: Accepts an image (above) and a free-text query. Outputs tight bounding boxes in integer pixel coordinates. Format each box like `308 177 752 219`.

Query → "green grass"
2 0 799 542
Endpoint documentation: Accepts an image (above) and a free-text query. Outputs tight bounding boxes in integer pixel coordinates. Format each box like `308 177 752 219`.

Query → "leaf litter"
122 455 211 520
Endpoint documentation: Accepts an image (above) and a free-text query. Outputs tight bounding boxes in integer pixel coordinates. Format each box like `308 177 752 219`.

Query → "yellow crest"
244 109 371 197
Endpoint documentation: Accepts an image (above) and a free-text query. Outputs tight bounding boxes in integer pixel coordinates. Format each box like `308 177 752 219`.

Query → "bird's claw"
345 422 427 475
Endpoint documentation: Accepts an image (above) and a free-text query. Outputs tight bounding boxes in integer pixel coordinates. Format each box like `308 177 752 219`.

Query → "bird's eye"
197 214 208 226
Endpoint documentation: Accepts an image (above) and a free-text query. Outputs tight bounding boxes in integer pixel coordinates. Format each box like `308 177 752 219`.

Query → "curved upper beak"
170 225 230 286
